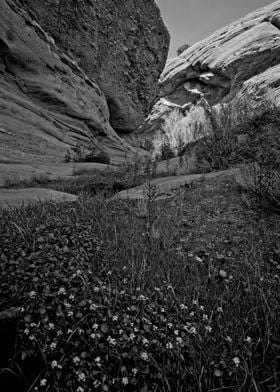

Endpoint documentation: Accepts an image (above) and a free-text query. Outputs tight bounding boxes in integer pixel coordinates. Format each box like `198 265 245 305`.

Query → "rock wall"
138 1 280 144
20 0 170 132
0 0 133 165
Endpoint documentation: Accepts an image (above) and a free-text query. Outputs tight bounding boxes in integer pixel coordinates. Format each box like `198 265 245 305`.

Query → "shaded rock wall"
0 0 134 165
20 0 170 132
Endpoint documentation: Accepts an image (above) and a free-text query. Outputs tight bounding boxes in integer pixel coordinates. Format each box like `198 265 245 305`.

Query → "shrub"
64 143 111 164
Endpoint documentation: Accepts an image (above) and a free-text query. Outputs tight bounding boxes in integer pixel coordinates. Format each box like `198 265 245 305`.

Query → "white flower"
217 307 223 313
166 342 173 349
142 338 149 345
205 325 212 333
138 295 146 301
130 333 136 341
29 335 35 341
93 287 100 292
233 357 241 366
67 329 73 334
203 314 208 321
192 299 198 306
50 342 57 350
73 356 80 365
226 336 232 343
24 328 29 335
57 330 63 336
51 360 58 369
40 379 47 386
219 270 227 278
64 302 71 309
112 315 118 321
180 304 188 310
93 380 101 388
167 323 173 328
67 311 73 317
58 287 66 295
190 327 197 334
107 336 116 346
48 323 55 330
122 377 129 385
77 387 84 392
69 294 75 300
30 323 37 327
245 336 252 344
136 287 141 291
199 306 205 311
90 304 98 311
76 270 82 275
132 368 138 376
154 287 160 291
176 337 183 344
92 323 98 330
189 311 195 317
29 291 36 299
77 372 86 382
174 330 179 335
90 333 96 339
140 352 148 361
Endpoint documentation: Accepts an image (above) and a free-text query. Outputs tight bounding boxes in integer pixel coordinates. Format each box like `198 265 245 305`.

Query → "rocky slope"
20 0 170 132
138 1 280 146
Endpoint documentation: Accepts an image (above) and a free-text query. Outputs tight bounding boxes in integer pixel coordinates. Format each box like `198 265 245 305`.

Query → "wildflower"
67 329 73 334
217 307 223 313
67 311 74 317
120 290 125 295
190 327 197 334
154 287 160 291
50 342 57 350
166 342 173 349
29 335 35 341
69 294 75 300
78 328 84 335
226 336 232 343
40 379 47 386
57 330 63 336
203 314 208 321
142 338 149 345
107 270 112 275
48 323 55 330
95 357 101 367
51 360 58 369
233 357 241 366
219 270 227 278
180 304 188 310
122 377 129 385
205 325 212 333
77 372 86 382
192 299 198 306
30 323 37 327
73 356 81 365
214 369 223 377
76 270 82 275
152 325 158 331
92 323 98 330
136 287 141 291
189 311 195 317
245 336 252 344
29 291 36 299
123 278 127 284
112 315 118 321
167 323 173 328
174 330 179 335
130 333 136 341
138 295 146 301
132 368 138 376
107 336 116 346
64 302 71 309
199 305 205 311
77 387 84 392
93 380 101 388
93 287 100 292
140 352 149 361
58 287 66 295
90 333 96 339
176 337 183 344
90 304 98 311
24 328 29 335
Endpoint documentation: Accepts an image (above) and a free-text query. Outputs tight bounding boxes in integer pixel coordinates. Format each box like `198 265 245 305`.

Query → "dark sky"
156 0 274 57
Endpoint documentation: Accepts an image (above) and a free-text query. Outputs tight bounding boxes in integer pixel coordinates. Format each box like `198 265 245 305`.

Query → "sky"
156 0 274 57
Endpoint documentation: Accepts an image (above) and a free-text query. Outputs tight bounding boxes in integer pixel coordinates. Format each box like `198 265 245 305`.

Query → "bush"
64 143 111 164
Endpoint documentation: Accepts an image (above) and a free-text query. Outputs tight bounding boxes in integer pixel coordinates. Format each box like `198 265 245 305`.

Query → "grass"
0 175 280 391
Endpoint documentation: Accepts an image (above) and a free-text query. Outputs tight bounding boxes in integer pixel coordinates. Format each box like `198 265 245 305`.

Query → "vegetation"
1 174 280 391
65 143 111 165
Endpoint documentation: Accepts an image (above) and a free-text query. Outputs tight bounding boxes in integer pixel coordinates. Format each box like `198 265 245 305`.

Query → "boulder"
20 0 170 132
138 1 280 149
0 0 138 166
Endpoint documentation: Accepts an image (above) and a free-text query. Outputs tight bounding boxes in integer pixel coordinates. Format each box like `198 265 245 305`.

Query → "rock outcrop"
20 0 170 132
138 1 280 146
0 0 135 165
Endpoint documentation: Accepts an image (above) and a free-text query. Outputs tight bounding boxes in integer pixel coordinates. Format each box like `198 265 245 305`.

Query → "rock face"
20 0 170 132
138 1 280 144
0 0 136 165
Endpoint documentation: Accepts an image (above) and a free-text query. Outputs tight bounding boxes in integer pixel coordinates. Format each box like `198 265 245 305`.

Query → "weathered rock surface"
115 168 241 200
0 188 77 208
138 1 280 143
0 0 138 166
20 0 170 132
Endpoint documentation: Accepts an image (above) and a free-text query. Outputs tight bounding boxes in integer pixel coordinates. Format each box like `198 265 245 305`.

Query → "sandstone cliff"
20 0 170 132
138 1 280 147
0 0 132 165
